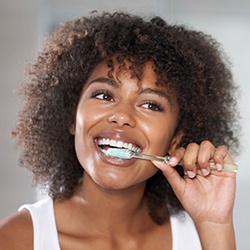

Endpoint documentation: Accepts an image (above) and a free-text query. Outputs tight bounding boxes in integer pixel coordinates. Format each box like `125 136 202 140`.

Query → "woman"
0 12 240 249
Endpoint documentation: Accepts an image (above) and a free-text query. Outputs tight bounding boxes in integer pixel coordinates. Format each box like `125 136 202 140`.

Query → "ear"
68 105 77 135
69 123 75 135
167 127 184 154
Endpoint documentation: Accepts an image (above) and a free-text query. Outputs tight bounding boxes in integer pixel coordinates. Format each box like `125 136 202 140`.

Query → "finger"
167 147 185 167
182 143 199 178
152 160 186 194
197 140 216 176
213 145 232 171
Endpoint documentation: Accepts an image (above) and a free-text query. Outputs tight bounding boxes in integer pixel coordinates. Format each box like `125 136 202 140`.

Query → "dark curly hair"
12 12 240 224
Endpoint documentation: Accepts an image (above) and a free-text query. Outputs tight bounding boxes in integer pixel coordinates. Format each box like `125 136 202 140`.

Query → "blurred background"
0 0 249 248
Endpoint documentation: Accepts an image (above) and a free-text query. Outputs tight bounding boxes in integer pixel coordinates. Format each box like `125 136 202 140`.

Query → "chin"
91 172 147 191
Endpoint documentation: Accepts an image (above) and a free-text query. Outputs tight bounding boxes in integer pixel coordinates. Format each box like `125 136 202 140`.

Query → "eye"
141 101 164 112
91 90 114 101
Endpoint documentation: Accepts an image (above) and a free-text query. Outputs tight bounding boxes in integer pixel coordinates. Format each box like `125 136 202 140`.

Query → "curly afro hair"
12 12 240 224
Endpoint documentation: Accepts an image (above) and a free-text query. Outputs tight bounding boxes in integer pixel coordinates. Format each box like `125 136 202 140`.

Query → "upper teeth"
98 138 140 152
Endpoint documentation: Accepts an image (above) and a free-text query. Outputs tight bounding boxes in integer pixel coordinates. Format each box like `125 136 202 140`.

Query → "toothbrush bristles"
106 148 133 159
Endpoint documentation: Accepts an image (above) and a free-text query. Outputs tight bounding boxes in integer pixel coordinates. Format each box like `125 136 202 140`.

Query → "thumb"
152 160 186 196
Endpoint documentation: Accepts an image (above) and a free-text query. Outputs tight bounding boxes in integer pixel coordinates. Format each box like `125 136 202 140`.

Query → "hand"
152 140 236 225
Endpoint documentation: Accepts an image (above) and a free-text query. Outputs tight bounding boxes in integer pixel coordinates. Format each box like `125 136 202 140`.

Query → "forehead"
89 61 155 82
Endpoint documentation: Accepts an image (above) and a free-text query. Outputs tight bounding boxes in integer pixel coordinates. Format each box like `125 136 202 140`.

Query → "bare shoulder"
0 209 33 250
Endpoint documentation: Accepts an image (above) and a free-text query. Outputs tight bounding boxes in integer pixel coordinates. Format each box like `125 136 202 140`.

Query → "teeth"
97 138 140 152
117 141 123 147
110 140 116 147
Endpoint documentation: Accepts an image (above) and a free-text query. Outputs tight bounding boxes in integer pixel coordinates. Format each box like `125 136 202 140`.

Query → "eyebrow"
89 77 119 87
138 87 174 106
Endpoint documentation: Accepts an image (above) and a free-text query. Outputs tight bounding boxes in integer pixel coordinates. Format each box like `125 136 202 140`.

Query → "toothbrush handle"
207 160 238 173
133 153 169 163
134 153 238 173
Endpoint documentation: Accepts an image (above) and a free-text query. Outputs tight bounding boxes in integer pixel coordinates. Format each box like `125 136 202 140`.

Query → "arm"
195 220 236 250
0 210 33 250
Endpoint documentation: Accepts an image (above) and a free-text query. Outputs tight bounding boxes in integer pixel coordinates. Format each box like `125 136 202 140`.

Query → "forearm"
196 220 236 250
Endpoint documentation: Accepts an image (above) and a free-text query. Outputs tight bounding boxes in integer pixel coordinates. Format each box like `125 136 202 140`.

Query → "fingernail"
187 171 195 178
169 157 178 165
216 163 222 171
201 169 209 176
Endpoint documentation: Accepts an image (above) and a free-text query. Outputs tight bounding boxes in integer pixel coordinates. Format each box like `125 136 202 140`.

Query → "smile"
97 138 141 153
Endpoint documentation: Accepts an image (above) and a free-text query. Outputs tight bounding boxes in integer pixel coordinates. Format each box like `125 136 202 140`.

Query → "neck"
84 173 150 232
56 173 153 237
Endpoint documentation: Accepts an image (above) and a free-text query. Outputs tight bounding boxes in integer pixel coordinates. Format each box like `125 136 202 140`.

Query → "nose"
107 104 136 128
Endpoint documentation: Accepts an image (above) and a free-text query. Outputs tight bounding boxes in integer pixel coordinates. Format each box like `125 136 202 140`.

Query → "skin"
154 142 236 249
0 62 236 250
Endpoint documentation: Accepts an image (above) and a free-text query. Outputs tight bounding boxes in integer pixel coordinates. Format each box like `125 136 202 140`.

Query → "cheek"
152 133 171 155
74 107 94 162
75 102 101 138
74 103 107 166
142 117 178 154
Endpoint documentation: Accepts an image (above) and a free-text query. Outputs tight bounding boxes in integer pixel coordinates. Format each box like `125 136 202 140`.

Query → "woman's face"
72 62 181 190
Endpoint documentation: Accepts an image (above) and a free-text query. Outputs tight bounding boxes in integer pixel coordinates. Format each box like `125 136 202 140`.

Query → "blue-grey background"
0 0 249 248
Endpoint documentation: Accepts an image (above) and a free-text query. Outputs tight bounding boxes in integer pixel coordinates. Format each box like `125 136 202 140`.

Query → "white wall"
0 0 249 248
0 0 38 216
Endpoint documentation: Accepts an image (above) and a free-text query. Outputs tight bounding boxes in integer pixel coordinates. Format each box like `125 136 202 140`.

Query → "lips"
93 131 144 166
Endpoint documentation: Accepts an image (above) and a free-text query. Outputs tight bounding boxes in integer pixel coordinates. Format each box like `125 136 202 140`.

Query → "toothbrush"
105 148 238 173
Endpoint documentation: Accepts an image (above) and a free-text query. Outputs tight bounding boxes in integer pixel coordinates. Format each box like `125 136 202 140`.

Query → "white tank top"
19 197 201 250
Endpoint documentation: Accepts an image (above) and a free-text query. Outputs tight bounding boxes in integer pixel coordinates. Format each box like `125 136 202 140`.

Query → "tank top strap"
170 211 202 250
19 197 60 250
